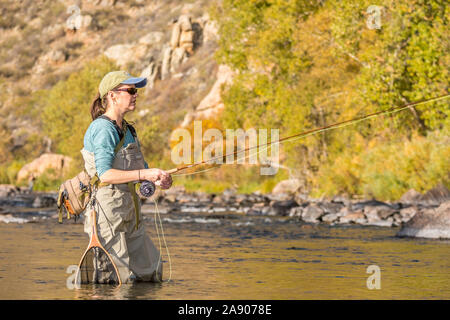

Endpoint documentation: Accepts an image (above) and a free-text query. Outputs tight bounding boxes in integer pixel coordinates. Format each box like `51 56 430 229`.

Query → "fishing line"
153 199 172 282
147 93 448 285
168 93 449 177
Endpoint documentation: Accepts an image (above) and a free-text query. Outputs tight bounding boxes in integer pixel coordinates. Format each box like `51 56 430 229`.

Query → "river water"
0 207 449 300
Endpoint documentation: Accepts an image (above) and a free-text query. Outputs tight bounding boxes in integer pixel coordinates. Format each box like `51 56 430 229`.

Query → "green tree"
40 56 117 164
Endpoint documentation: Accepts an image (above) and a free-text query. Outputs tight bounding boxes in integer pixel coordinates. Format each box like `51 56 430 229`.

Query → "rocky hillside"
0 0 221 171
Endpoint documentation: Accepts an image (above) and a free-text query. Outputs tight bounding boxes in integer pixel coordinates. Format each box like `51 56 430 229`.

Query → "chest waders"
80 124 163 284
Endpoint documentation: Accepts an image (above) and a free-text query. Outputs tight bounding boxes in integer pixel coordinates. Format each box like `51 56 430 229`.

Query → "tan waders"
80 139 163 284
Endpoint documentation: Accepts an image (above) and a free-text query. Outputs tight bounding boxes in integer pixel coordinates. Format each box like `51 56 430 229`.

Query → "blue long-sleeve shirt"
83 117 148 177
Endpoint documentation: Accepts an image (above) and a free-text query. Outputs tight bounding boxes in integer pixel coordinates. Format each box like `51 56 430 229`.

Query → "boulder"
400 189 422 204
301 204 324 223
192 64 235 120
270 199 298 216
399 206 418 223
289 207 303 217
397 201 450 239
321 213 339 223
16 153 73 182
170 20 182 48
161 46 172 80
319 202 344 215
139 32 165 46
140 60 160 89
0 184 20 198
272 179 301 195
235 194 253 207
170 47 187 72
418 184 450 206
202 20 219 42
363 204 395 223
104 43 147 67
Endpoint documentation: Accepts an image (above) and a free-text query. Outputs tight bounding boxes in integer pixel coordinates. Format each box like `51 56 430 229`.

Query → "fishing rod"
138 93 449 196
165 93 449 175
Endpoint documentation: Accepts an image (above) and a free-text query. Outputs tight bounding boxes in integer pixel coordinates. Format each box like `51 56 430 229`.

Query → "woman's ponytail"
90 92 108 120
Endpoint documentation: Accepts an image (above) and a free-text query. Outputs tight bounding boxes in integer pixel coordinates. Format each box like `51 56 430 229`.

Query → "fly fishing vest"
80 122 163 283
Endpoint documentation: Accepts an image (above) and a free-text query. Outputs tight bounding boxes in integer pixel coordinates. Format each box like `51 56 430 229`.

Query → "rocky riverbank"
1 183 449 239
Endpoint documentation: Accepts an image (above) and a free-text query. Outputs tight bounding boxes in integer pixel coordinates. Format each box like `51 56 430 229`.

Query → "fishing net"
77 246 120 285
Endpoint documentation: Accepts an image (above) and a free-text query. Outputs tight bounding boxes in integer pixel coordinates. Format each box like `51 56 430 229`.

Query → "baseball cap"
99 71 147 98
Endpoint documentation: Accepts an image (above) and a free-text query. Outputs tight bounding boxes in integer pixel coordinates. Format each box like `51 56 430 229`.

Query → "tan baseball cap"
99 71 147 98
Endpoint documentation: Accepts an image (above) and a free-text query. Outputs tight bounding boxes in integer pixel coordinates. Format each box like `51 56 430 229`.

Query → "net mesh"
78 247 120 285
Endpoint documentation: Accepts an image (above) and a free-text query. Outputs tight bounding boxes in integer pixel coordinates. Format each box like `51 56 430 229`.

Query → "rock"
235 194 253 207
399 206 418 223
301 204 324 223
104 43 147 67
196 192 213 203
294 192 310 205
170 47 187 72
0 184 20 197
140 59 160 89
337 206 353 217
392 213 402 226
363 205 395 223
397 201 450 239
202 20 218 42
247 205 275 216
161 194 177 204
339 211 365 224
170 19 182 48
161 46 172 80
212 195 225 204
222 190 236 203
321 213 339 223
319 202 344 215
32 195 56 208
352 199 392 211
289 207 303 217
400 189 422 204
163 185 185 195
17 153 73 183
139 32 165 46
418 184 450 206
378 208 397 220
270 199 298 216
272 179 301 195
266 192 292 202
331 195 351 206
191 64 235 120
249 192 269 204
33 49 66 74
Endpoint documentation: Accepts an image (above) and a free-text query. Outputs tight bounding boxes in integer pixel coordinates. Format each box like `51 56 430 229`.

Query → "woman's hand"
140 168 172 189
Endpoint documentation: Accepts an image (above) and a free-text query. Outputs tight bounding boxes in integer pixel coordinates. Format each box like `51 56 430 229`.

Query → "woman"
81 70 172 284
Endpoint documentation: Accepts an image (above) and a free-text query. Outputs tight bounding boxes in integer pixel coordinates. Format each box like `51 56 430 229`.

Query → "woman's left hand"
156 171 172 190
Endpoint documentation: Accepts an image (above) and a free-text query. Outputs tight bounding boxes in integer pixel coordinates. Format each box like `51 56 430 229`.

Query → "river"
0 206 448 299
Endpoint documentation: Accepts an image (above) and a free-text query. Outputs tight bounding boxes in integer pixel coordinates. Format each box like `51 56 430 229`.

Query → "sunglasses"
113 87 138 95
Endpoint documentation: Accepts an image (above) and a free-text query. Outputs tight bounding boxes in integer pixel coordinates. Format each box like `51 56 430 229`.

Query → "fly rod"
164 93 449 175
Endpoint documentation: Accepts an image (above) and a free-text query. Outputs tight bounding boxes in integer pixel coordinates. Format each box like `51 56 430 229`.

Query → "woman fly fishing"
79 70 172 284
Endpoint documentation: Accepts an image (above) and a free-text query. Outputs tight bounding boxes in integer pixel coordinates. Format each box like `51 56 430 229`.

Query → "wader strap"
90 124 129 189
57 188 64 223
128 182 140 230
